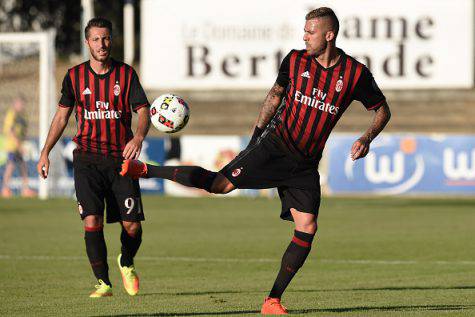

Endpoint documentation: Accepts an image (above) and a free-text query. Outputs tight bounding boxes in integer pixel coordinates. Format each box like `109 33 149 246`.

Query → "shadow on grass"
350 285 475 291
139 290 255 297
139 285 475 297
294 285 475 292
93 311 259 316
294 304 475 314
94 304 475 316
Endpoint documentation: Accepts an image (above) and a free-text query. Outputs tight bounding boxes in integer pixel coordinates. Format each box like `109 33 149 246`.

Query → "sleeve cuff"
133 103 150 112
58 103 73 108
366 99 385 111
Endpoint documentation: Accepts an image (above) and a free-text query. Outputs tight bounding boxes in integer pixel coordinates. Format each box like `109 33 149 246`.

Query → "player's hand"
37 153 50 179
350 137 370 161
123 136 143 160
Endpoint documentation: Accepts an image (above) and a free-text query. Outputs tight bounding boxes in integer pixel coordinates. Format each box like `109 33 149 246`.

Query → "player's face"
13 98 24 112
86 27 112 63
303 18 330 57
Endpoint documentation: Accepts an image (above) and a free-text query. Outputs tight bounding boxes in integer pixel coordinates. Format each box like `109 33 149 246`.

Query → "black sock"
146 165 217 192
84 226 111 286
120 226 142 267
269 230 315 299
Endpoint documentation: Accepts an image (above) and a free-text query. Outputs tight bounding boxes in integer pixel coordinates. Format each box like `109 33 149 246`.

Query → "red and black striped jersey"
274 49 386 162
59 59 149 157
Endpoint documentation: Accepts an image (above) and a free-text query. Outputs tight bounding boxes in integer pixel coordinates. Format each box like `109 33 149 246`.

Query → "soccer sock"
269 230 315 299
146 165 217 192
84 226 111 286
120 226 142 267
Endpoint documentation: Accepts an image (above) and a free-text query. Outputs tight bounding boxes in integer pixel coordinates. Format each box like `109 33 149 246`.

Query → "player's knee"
299 221 317 235
291 208 318 234
83 215 103 228
211 182 234 194
296 219 317 234
122 221 141 236
210 174 235 194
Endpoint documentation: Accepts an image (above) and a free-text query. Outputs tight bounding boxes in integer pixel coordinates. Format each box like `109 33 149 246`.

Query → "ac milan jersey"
274 49 385 162
59 59 149 157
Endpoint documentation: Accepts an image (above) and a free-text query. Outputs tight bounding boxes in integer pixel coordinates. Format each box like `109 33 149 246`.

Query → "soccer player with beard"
37 17 150 297
121 7 391 313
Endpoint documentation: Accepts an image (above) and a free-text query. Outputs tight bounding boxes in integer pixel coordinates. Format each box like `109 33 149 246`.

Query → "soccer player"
1 95 36 198
122 7 391 313
37 17 150 297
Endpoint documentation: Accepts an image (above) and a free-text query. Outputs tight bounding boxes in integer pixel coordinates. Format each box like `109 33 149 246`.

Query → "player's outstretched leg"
261 209 316 314
118 221 142 296
84 216 112 297
121 159 232 193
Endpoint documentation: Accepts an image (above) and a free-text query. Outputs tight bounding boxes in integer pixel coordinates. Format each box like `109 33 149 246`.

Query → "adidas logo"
82 87 91 95
301 71 310 78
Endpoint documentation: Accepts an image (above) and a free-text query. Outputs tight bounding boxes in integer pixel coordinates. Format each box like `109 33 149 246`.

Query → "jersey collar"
86 58 115 78
312 48 345 71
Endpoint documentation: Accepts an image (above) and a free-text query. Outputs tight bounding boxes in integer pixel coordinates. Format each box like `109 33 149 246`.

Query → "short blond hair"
306 7 339 36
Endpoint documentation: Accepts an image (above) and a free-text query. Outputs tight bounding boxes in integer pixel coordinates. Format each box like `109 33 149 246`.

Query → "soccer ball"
150 94 190 133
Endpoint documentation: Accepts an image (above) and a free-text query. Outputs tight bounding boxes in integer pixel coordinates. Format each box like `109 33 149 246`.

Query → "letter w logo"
364 152 404 184
443 148 475 180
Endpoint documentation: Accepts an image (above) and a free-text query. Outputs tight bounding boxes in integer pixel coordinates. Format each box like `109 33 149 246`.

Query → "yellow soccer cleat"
117 254 139 296
89 279 112 298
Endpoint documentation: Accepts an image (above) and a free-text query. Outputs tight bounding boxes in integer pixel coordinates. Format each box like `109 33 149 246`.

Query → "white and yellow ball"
150 94 190 133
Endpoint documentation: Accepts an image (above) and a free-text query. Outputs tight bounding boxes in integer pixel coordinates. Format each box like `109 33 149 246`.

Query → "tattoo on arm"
256 83 285 128
359 102 391 144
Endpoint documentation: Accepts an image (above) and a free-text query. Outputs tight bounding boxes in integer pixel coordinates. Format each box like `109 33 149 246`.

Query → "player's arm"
37 72 75 178
350 66 391 161
351 102 391 160
249 83 285 145
256 82 286 129
37 106 73 178
123 69 151 160
123 106 150 160
249 51 291 144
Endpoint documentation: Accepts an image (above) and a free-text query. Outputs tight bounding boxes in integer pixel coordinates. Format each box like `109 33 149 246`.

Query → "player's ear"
325 30 335 42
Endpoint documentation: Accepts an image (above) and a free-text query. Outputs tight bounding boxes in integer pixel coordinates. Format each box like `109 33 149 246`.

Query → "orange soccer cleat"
261 297 288 315
1 187 12 198
120 159 148 179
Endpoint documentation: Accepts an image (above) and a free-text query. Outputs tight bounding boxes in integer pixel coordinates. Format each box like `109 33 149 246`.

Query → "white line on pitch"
0 255 474 265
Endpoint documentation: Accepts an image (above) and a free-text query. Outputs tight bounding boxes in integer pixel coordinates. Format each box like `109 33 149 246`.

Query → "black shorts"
220 133 321 221
73 150 144 223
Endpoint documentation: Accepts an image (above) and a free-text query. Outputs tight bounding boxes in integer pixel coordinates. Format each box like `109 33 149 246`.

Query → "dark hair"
85 17 113 39
305 7 339 36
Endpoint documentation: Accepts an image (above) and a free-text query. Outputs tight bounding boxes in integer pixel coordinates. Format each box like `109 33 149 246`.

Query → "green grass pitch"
0 196 474 316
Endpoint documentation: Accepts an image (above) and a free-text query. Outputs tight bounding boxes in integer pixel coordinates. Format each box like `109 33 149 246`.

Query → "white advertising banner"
141 0 473 90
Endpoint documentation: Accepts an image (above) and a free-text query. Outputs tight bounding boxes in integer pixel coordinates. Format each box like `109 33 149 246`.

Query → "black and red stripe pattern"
62 59 149 157
291 235 312 248
276 49 378 162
